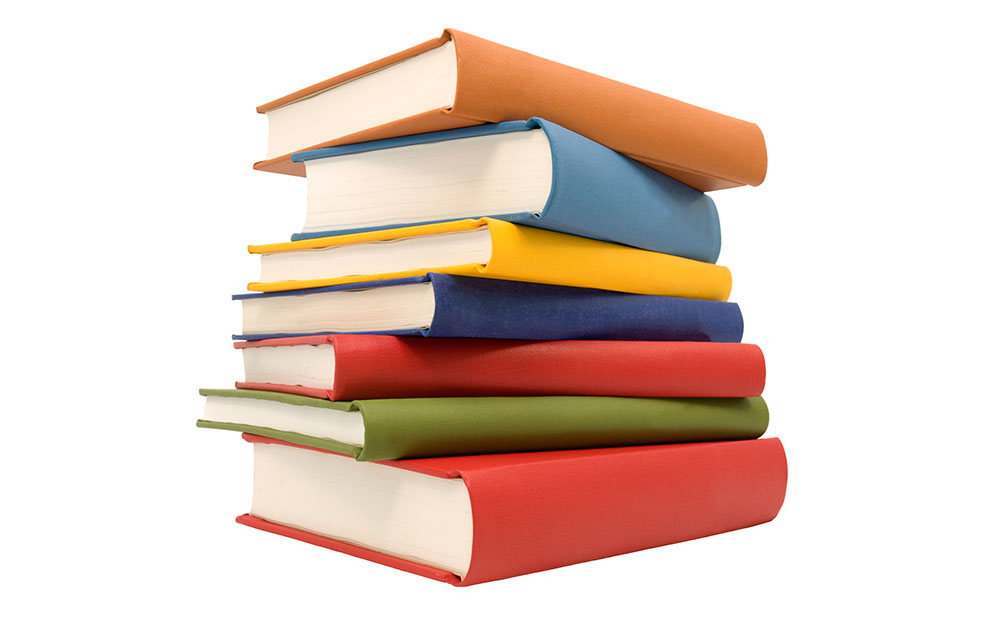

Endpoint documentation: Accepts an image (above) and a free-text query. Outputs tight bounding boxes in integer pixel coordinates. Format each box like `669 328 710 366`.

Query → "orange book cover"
255 29 767 192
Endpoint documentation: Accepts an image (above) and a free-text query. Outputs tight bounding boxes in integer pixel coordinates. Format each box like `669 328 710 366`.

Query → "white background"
3 1 998 627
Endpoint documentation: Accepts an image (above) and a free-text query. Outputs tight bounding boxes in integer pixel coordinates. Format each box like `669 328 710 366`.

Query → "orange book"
255 29 767 192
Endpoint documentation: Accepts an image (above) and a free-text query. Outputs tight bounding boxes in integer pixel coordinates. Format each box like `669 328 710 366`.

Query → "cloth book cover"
236 434 788 585
255 29 767 192
291 118 722 263
248 218 732 300
233 274 744 342
198 388 769 460
236 335 766 400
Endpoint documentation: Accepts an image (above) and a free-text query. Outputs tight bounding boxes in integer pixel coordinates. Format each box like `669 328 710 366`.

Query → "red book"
236 335 766 400
237 434 787 585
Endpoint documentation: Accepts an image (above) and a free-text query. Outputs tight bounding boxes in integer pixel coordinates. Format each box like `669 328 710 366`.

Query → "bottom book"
236 434 787 586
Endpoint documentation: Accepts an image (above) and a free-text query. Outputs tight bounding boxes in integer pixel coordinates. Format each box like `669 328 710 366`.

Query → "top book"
256 29 767 192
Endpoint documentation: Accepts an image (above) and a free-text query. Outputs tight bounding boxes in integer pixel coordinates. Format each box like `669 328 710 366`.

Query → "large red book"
236 335 766 400
237 434 787 586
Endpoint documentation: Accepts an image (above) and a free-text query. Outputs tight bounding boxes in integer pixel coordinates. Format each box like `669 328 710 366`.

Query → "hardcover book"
255 29 767 192
236 434 787 585
247 217 732 300
198 388 769 460
236 335 766 400
233 274 744 342
291 118 721 263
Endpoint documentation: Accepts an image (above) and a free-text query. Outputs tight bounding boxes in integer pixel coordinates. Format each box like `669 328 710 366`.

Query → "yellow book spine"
473 220 731 301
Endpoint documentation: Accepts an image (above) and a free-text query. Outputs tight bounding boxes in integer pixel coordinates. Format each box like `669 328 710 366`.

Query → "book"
236 434 787 585
247 218 732 300
198 388 769 460
235 335 766 400
255 29 767 192
234 274 744 342
291 118 721 263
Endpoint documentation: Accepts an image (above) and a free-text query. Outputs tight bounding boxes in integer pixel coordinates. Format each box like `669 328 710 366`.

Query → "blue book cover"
233 273 743 342
290 119 722 263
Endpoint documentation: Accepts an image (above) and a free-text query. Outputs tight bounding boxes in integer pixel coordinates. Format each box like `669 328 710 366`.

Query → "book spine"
480 219 732 300
311 336 766 399
461 438 787 585
354 396 768 462
447 29 766 191
532 119 722 263
425 274 744 342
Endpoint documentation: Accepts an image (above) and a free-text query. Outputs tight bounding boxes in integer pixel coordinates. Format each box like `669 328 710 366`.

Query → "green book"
198 388 769 461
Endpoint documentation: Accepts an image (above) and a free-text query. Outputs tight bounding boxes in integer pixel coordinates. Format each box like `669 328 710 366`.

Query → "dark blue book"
234 273 743 343
290 118 722 263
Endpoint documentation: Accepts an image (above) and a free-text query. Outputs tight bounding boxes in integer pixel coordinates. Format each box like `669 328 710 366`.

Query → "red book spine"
459 438 786 585
235 335 766 400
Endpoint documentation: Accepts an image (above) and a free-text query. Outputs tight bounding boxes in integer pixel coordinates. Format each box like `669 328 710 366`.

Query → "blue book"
234 273 743 342
290 118 722 263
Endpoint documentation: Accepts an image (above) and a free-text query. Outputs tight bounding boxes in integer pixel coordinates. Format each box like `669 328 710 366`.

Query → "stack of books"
198 29 787 586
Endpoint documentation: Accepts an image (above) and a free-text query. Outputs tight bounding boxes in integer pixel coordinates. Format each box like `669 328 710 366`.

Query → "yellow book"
247 218 731 301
